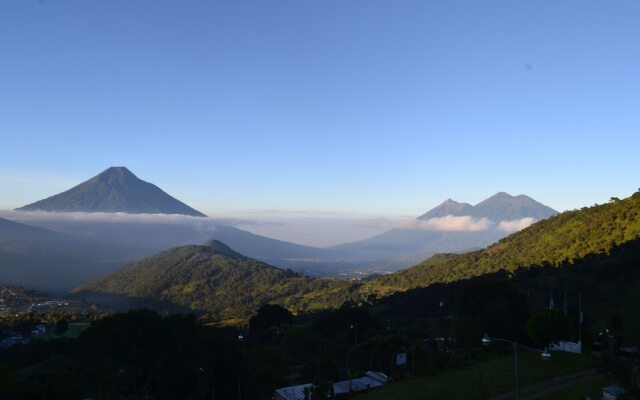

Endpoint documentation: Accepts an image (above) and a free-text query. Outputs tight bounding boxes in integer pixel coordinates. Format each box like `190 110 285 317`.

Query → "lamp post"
237 333 245 400
482 334 550 400
440 301 446 353
346 323 358 394
482 334 519 400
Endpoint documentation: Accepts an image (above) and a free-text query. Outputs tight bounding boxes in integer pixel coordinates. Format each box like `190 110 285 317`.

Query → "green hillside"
75 240 358 323
365 191 640 295
75 191 640 325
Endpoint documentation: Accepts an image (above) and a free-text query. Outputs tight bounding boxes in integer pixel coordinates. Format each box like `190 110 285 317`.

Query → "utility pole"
440 300 447 353
514 341 520 400
353 323 358 347
347 323 358 395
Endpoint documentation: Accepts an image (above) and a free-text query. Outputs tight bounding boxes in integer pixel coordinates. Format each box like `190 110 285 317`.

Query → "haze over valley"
0 166 564 290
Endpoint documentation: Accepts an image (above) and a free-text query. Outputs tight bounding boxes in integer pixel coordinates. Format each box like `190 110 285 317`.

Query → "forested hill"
74 240 358 324
365 191 640 295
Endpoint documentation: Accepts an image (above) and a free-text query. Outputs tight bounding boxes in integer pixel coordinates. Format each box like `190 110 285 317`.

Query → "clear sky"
2 0 640 221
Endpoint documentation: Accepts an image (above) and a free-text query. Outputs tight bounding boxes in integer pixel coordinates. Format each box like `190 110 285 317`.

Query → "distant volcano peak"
418 199 474 220
443 198 461 204
102 166 134 176
16 167 206 217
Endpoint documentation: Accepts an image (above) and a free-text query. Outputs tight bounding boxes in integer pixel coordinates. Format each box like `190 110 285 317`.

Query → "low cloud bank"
0 210 394 247
497 217 537 233
0 210 276 229
0 210 540 246
1 210 207 224
395 215 537 233
396 215 493 232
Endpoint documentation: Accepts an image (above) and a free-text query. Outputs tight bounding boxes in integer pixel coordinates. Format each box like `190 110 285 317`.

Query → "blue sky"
2 0 640 220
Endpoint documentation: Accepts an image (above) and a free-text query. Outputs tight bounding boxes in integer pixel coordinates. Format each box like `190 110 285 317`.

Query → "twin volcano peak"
16 166 206 217
418 192 557 222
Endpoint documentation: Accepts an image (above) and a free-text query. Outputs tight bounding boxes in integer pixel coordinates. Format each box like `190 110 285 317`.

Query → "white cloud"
395 215 493 232
0 210 397 247
497 217 537 233
0 210 214 225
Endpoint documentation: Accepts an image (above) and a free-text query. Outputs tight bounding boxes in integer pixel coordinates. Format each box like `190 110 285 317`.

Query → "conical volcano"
16 166 206 217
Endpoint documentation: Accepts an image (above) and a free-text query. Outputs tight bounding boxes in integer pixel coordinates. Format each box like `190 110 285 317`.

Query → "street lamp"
237 333 246 400
541 347 551 361
482 333 492 346
482 334 520 400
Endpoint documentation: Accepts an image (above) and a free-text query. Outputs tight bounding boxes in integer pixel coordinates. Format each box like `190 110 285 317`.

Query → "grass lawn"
356 351 593 400
537 376 617 400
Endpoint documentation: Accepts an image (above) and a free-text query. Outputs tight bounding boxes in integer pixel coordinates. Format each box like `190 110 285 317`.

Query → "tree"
611 312 622 334
54 319 68 335
527 309 572 347
249 304 294 344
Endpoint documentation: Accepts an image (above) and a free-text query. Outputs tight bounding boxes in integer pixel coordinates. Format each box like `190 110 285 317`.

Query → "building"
332 371 389 397
550 341 582 354
272 383 314 400
273 371 389 399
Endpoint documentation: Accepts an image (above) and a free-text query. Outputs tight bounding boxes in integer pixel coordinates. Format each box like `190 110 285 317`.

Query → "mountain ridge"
0 217 139 292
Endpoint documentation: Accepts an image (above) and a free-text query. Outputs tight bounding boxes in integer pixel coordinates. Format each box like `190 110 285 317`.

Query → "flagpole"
578 294 583 343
